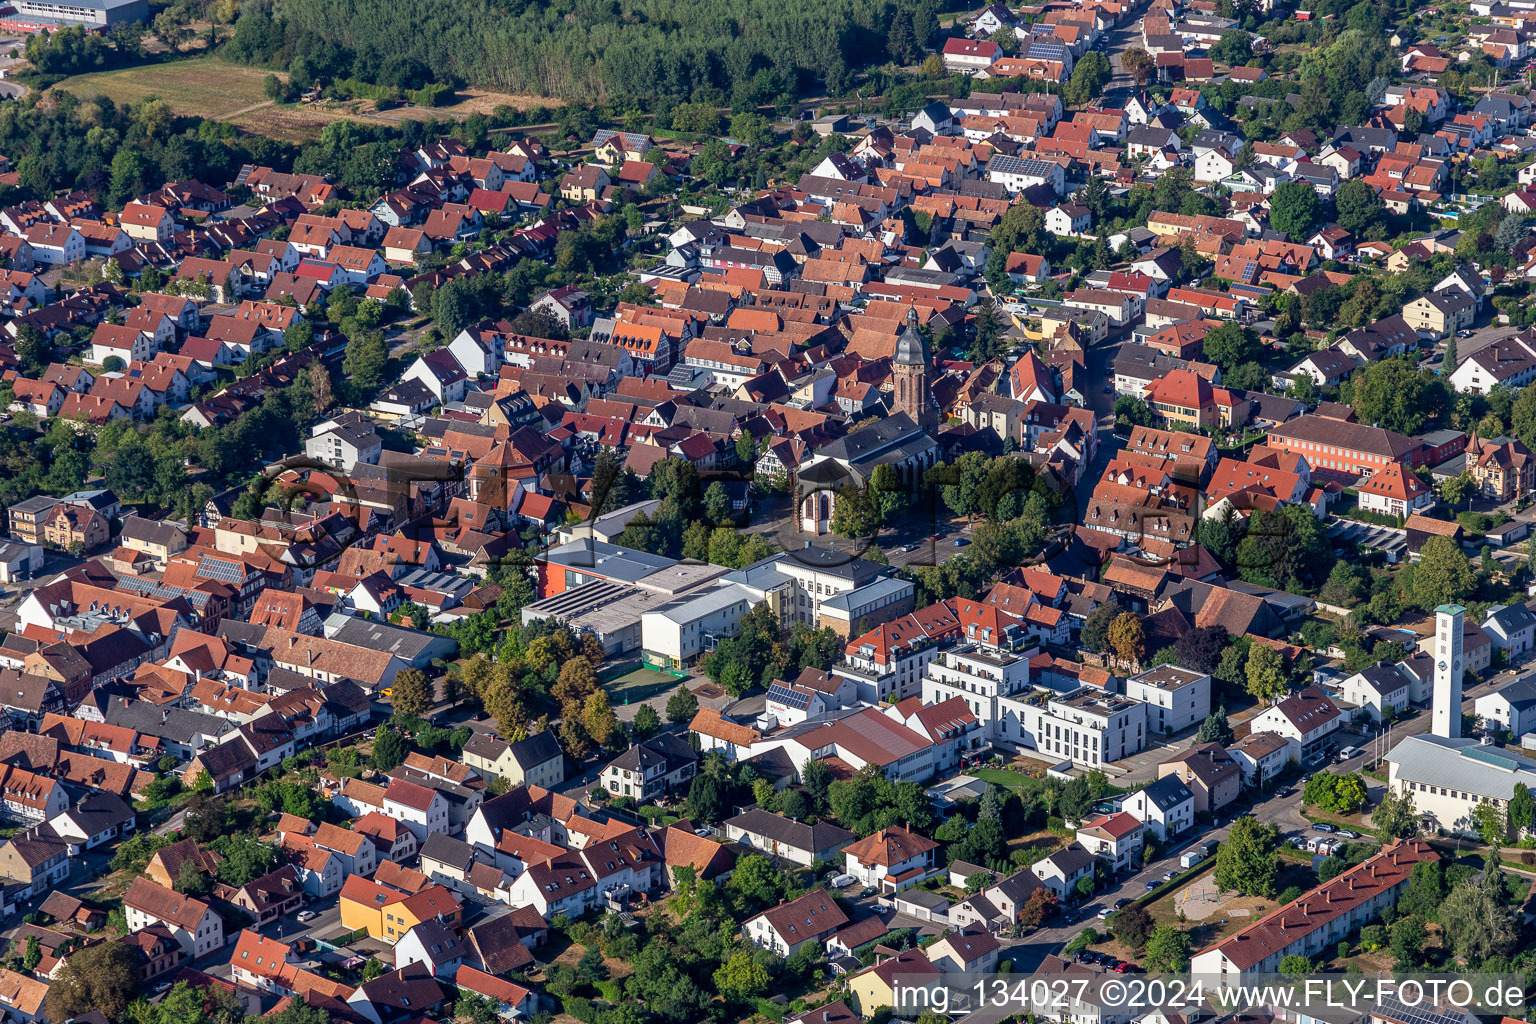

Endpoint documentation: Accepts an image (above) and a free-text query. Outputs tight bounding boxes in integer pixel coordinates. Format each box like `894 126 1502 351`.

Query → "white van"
830 873 857 888
1336 746 1358 762
1179 850 1204 869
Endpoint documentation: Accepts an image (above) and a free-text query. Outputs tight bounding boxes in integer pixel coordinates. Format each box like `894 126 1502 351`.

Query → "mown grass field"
52 58 562 141
52 56 280 119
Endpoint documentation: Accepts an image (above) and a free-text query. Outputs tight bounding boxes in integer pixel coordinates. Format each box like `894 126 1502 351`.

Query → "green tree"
1303 772 1368 814
388 668 432 719
369 727 408 770
175 857 212 896
1269 181 1323 240
1439 472 1475 511
1279 954 1313 976
1198 706 1233 744
726 854 787 913
631 704 661 740
1143 926 1192 972
1201 322 1261 374
801 758 833 813
1507 782 1535 837
1397 861 1446 918
1214 816 1280 897
1373 789 1418 842
713 949 772 1002
12 324 49 374
703 481 732 525
284 319 315 353
1412 536 1476 608
44 938 140 1020
1245 644 1289 703
1209 29 1253 64
1350 358 1442 435
831 483 882 539
1063 50 1112 105
665 685 698 725
1080 603 1118 653
1107 612 1146 664
1334 178 1385 236
1473 799 1507 846
1391 916 1424 969
1439 876 1519 962
342 330 388 394
991 202 1045 255
686 772 725 821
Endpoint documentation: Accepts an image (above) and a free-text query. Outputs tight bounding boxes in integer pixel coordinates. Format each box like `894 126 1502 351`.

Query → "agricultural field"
51 58 562 141
52 56 280 120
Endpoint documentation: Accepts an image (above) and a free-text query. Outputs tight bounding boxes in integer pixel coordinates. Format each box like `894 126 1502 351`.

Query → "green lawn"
971 768 1047 793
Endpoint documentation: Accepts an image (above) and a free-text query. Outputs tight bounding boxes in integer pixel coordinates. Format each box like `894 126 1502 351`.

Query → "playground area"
1174 878 1249 922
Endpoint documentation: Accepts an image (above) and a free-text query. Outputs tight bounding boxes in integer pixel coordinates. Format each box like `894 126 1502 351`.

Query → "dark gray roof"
58 792 135 835
603 733 696 775
325 615 455 663
1043 844 1096 874
118 515 187 549
1487 602 1536 634
1490 675 1536 712
815 413 931 464
104 698 234 745
420 831 476 872
990 867 1045 902
7 496 59 515
507 730 563 770
726 807 855 853
1113 343 1194 381
1137 774 1194 811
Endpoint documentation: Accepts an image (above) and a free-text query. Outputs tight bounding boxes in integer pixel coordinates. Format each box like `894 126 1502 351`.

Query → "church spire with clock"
892 308 938 434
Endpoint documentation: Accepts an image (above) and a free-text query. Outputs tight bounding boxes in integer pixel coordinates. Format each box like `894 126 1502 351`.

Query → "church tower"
892 308 937 433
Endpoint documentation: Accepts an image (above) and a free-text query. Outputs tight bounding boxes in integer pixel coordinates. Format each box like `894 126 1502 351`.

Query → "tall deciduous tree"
1245 644 1289 703
1439 877 1519 962
665 685 699 724
389 668 432 719
1214 816 1280 897
1269 181 1323 240
1107 612 1146 664
1412 536 1476 608
45 939 140 1020
1143 926 1192 972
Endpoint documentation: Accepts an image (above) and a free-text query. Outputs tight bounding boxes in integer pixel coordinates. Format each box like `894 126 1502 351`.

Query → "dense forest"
223 0 942 105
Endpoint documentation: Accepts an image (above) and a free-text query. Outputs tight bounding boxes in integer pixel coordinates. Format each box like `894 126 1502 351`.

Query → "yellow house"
339 875 463 943
847 950 940 1017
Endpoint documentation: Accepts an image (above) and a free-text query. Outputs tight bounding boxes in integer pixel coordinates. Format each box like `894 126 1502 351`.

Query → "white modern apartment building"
922 643 1034 740
920 646 1147 767
1030 689 1147 767
1124 665 1211 736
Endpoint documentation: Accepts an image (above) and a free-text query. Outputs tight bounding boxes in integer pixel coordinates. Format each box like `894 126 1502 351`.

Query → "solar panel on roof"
197 556 244 583
1462 746 1518 770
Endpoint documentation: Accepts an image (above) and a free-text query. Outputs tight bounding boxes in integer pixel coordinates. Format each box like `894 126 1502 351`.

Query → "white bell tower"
1432 604 1464 739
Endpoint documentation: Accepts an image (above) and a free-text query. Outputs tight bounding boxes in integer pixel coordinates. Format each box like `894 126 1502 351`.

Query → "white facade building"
1124 665 1211 736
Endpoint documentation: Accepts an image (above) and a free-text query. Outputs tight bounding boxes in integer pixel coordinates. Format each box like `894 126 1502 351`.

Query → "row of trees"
224 0 944 104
